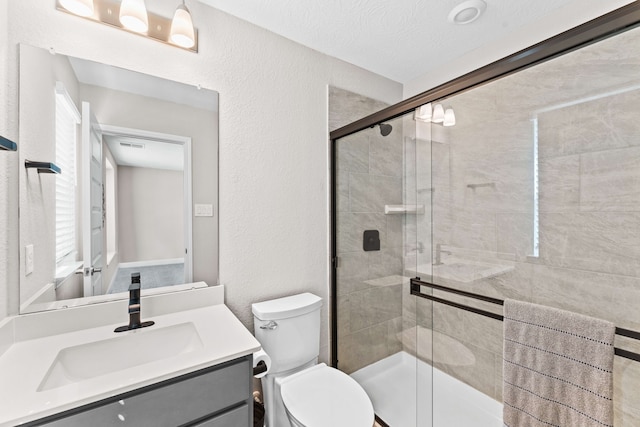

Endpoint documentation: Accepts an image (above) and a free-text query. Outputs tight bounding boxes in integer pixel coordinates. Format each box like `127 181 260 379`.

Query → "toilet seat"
279 363 374 427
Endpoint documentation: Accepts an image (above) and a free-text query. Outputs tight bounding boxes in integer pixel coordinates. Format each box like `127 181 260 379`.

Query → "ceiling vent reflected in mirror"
56 0 198 52
107 135 184 171
119 141 145 149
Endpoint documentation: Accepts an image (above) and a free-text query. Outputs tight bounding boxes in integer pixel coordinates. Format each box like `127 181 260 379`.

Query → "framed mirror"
18 44 219 313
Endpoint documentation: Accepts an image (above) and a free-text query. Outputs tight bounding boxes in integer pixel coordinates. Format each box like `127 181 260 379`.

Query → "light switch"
25 244 34 275
195 204 214 217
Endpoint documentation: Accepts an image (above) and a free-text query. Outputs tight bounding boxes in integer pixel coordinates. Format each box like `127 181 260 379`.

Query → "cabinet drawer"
38 357 251 427
192 404 250 427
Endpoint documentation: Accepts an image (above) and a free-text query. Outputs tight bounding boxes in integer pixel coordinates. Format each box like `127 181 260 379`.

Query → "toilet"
252 293 374 427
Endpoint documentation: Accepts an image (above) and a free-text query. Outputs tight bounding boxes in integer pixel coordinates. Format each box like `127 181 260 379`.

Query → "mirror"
19 44 219 313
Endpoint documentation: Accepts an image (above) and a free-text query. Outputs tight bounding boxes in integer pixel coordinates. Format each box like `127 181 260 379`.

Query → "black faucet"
114 272 155 333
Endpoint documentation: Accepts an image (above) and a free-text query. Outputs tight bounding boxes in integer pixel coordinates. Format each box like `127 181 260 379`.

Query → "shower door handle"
260 321 278 330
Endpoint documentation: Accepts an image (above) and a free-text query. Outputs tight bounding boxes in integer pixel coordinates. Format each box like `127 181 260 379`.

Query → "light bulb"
432 104 445 123
443 108 456 127
120 0 149 33
59 0 94 17
170 3 195 48
415 103 432 122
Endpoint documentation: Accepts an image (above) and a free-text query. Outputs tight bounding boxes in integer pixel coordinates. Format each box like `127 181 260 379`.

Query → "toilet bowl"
278 363 374 427
252 293 374 427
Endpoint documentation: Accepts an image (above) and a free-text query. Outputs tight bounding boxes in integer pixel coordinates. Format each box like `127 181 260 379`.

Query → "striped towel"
503 299 615 427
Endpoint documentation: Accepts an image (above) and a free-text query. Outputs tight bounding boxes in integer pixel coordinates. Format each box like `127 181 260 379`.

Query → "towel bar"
0 135 17 151
410 278 640 363
24 160 61 174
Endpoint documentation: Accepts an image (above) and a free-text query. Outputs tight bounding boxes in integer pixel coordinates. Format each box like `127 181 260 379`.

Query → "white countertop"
0 292 260 426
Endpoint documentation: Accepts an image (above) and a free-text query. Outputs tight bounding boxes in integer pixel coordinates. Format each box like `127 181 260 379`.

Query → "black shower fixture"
378 123 393 137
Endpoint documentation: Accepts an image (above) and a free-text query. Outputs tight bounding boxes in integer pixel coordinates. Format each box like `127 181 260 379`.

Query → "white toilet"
252 293 374 427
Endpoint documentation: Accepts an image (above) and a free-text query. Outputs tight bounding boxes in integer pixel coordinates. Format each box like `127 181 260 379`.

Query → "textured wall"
0 0 402 366
0 0 10 321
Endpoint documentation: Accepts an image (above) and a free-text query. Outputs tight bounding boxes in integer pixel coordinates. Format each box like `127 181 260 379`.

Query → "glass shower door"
333 107 431 427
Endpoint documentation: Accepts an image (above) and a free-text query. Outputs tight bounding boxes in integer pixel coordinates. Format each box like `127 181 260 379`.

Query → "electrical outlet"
25 244 34 276
195 204 214 217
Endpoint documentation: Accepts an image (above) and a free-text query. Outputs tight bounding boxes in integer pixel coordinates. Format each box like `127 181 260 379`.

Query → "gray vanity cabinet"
29 356 253 427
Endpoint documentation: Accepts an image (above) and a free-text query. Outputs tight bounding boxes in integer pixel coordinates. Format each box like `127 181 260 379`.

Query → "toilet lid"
280 364 374 427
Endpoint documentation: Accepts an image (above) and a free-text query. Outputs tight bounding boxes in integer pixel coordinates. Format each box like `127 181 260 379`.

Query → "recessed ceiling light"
448 0 487 25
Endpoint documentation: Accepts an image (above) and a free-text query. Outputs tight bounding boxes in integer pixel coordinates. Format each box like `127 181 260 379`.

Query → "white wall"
0 0 10 321
403 0 636 98
117 166 184 263
1 0 402 363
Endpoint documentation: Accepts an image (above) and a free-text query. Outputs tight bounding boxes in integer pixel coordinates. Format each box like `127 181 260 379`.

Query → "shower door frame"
329 2 640 369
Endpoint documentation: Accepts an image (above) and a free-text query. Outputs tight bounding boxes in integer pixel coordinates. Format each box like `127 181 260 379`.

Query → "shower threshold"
351 351 502 427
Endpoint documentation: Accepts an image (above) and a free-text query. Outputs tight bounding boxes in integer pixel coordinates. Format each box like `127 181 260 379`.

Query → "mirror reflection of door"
100 125 192 295
81 102 104 297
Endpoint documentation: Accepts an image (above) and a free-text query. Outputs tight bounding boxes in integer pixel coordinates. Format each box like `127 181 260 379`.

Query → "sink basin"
38 322 203 391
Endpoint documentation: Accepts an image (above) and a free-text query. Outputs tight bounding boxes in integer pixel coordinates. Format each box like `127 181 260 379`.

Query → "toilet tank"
252 293 323 374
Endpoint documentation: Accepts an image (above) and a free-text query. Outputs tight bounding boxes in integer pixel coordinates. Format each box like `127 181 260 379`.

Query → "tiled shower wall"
330 87 406 374
407 27 640 425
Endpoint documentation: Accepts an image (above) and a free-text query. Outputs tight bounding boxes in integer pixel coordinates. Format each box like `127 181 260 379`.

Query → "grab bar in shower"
410 278 640 363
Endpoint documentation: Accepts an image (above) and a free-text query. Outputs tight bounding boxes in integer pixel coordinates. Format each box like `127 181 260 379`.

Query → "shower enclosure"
331 4 640 426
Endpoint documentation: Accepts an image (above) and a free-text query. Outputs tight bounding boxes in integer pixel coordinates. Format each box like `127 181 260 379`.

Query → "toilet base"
260 359 317 427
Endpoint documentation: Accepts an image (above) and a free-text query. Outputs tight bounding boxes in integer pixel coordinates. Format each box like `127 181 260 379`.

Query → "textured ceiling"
197 0 578 83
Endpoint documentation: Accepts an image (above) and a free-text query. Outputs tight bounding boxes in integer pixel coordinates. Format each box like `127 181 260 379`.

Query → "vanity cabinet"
28 356 253 427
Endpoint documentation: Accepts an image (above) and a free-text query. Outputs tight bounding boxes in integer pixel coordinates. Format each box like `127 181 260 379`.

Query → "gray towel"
503 299 615 427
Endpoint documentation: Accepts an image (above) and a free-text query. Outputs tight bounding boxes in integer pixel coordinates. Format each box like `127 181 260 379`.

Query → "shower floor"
351 351 502 427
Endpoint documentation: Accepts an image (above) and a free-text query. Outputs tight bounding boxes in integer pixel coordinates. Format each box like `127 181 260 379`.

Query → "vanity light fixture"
414 103 456 127
59 0 94 17
170 1 196 49
414 103 432 122
55 0 199 52
443 108 456 127
119 0 149 33
432 104 445 123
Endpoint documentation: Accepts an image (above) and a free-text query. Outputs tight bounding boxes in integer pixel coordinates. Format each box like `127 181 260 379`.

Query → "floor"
107 263 184 293
351 351 502 427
